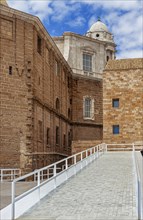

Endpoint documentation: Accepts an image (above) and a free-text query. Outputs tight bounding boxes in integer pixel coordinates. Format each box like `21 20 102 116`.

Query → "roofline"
53 31 116 47
0 4 73 74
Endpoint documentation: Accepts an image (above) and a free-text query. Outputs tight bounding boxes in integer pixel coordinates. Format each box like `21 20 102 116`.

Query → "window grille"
83 53 92 72
83 97 94 119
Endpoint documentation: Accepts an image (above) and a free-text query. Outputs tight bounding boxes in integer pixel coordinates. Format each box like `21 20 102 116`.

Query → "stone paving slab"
18 152 138 220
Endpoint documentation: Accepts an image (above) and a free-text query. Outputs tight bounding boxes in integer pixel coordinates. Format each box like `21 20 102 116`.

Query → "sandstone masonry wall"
103 58 143 145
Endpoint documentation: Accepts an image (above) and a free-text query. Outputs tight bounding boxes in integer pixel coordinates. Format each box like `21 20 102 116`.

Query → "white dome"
89 20 108 33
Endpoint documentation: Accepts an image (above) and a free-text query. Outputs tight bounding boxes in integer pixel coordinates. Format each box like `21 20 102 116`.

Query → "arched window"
107 56 109 62
56 98 60 110
83 97 94 119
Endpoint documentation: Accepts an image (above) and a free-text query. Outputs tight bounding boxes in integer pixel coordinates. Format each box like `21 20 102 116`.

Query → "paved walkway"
18 152 137 220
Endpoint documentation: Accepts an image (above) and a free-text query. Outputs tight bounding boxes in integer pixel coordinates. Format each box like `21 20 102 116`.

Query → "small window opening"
56 126 59 145
113 125 120 134
9 66 12 75
68 130 72 148
56 98 60 111
37 36 42 55
96 34 100 37
63 134 66 148
112 99 119 108
38 120 42 140
46 128 50 145
68 77 70 88
68 108 71 119
107 56 109 62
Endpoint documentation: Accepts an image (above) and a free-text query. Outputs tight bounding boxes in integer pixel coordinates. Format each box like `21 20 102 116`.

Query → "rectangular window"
84 98 91 118
55 60 60 75
37 35 42 55
63 134 66 149
38 120 42 140
46 128 50 145
112 99 119 108
56 126 59 145
113 125 120 134
68 131 71 147
83 53 92 72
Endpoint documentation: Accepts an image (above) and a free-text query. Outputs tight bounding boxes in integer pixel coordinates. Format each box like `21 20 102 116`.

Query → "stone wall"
103 58 143 145
72 75 103 142
0 6 72 173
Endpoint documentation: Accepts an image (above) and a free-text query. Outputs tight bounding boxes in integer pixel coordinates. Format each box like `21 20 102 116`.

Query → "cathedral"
0 0 142 174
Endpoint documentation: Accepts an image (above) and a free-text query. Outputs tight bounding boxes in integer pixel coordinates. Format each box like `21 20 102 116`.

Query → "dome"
89 20 108 33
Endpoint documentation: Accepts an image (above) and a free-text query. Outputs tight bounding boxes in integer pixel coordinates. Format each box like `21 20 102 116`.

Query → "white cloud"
81 0 141 11
66 16 86 27
7 0 143 59
8 0 53 21
50 1 80 22
117 49 143 59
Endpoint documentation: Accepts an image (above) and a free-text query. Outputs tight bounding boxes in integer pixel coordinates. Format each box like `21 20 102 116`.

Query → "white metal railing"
106 143 143 220
0 169 21 182
10 143 106 219
133 144 143 220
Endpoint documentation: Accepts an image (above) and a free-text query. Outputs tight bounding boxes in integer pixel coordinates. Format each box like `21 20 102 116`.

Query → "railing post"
138 180 141 220
132 143 135 152
97 145 99 157
74 155 77 175
37 170 40 200
65 159 68 169
81 152 83 161
37 171 40 186
54 164 56 176
106 144 108 152
80 152 83 169
74 155 76 164
1 169 3 182
86 150 88 158
11 181 15 220
93 147 95 154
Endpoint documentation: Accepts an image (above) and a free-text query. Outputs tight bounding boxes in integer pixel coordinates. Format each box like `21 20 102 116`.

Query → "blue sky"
7 0 143 59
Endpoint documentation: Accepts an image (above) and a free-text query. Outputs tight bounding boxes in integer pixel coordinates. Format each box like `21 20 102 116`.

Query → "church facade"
53 20 116 152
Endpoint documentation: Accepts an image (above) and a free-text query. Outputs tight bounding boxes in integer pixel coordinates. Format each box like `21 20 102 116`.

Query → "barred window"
83 53 92 72
83 97 94 119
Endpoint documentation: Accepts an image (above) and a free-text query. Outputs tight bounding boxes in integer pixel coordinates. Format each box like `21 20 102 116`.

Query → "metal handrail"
133 144 143 220
0 169 21 182
11 143 106 219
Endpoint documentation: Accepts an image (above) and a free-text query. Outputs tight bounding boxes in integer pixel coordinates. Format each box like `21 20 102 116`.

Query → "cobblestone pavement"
19 152 137 220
